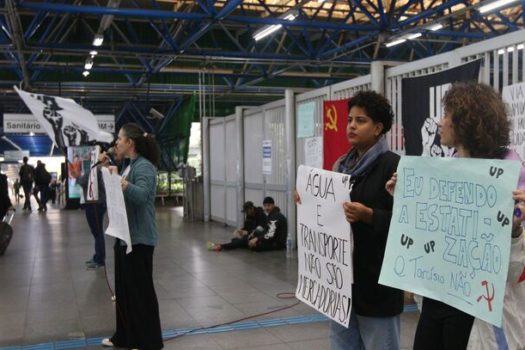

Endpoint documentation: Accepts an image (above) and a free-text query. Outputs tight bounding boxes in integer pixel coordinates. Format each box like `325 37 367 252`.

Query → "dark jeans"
22 183 32 209
84 203 106 265
220 236 249 250
413 297 474 350
34 186 47 209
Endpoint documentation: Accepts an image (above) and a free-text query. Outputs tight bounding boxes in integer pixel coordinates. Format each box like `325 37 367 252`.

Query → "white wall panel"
226 187 238 225
264 106 286 186
210 184 225 221
244 188 264 207
243 111 264 183
225 117 238 182
209 121 225 182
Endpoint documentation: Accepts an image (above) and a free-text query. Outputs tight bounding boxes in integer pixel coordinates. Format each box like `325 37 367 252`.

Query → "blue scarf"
338 136 390 177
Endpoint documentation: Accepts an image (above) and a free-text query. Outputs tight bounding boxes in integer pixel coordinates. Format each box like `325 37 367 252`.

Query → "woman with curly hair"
326 90 404 349
409 82 525 350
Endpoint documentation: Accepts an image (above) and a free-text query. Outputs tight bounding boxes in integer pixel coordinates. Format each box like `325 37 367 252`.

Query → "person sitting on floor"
248 196 287 252
207 200 267 251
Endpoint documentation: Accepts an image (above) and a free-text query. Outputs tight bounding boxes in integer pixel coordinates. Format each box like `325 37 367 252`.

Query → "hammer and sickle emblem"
476 280 495 312
325 105 338 132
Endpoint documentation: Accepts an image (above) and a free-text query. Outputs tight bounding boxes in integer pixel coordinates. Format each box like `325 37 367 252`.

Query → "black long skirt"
111 243 163 350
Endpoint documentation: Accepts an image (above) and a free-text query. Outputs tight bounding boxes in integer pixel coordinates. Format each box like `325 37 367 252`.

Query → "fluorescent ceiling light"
93 34 104 46
479 0 519 13
89 50 98 56
254 13 296 41
84 58 93 70
428 23 443 31
82 70 90 77
407 33 422 40
254 25 282 41
385 38 406 47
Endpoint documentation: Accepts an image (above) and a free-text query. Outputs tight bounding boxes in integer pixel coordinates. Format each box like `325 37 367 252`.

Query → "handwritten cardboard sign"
379 156 520 326
296 165 353 327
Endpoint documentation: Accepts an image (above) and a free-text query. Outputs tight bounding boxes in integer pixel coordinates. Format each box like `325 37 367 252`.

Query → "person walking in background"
19 156 35 211
102 123 163 350
13 179 21 204
34 161 51 212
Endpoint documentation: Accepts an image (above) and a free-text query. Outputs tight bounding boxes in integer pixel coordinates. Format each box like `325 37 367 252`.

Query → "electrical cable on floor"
163 292 300 342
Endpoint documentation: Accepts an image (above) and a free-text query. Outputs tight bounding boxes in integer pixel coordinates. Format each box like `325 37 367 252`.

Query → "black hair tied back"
121 123 161 167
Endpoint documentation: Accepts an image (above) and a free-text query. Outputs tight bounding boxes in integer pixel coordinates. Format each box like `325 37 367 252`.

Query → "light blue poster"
297 101 316 138
379 156 520 326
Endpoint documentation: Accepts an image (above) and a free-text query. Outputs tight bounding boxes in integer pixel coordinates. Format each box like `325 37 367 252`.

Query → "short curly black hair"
443 82 509 159
348 90 394 134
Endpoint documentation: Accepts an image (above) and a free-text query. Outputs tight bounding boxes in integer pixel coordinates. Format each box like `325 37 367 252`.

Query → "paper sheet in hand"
296 165 353 327
379 156 520 326
101 167 132 254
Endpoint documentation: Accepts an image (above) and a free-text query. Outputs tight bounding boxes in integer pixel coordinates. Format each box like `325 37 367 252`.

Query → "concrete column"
285 89 296 249
235 106 245 228
202 117 211 222
371 61 385 95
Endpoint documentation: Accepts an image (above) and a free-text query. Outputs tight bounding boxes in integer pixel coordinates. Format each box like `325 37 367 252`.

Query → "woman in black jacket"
330 91 403 350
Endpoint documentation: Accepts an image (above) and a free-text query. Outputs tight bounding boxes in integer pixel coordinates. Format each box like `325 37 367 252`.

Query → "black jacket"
254 207 287 250
242 207 267 232
19 164 34 185
34 165 51 187
336 150 403 317
0 174 12 220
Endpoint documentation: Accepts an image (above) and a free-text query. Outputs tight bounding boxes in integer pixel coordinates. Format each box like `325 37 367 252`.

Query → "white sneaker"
101 338 114 347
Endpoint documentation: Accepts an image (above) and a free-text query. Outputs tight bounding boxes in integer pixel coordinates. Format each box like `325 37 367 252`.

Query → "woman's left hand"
343 201 373 224
121 178 129 191
511 189 525 237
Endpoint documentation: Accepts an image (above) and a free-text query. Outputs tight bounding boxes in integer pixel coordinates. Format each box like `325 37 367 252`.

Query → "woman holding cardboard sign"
387 82 525 350
294 91 404 349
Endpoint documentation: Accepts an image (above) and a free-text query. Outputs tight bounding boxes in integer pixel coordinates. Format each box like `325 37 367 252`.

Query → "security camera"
149 108 165 119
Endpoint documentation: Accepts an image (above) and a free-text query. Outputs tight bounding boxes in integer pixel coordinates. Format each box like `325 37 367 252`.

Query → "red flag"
323 99 350 170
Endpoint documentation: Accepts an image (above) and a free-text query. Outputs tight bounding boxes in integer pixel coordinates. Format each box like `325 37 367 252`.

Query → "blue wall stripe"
0 304 419 350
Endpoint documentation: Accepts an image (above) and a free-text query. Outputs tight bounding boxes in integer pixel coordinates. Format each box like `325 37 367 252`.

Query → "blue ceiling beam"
318 32 378 60
398 0 467 28
216 0 243 20
156 98 183 135
24 10 47 40
424 29 486 39
349 0 380 27
18 2 379 32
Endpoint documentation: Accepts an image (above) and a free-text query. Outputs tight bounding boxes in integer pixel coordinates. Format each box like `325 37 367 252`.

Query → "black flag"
402 60 481 156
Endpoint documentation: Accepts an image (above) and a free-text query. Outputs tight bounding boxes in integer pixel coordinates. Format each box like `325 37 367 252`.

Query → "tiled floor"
0 200 418 349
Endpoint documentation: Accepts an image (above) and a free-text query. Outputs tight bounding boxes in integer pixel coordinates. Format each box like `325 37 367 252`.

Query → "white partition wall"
208 115 239 226
331 75 372 100
243 99 289 216
243 108 265 208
